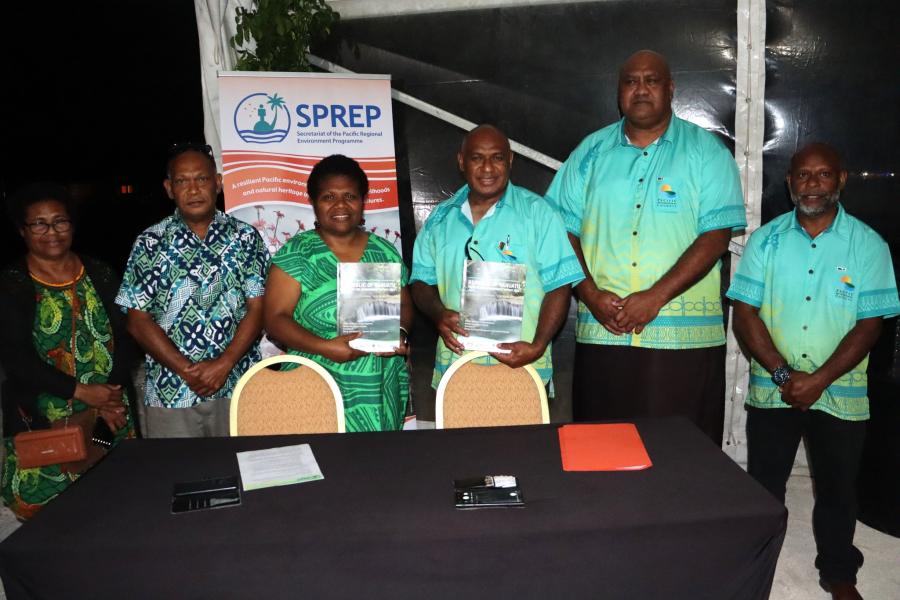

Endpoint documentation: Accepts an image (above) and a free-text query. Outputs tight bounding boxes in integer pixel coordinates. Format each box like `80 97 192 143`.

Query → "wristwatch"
771 364 792 387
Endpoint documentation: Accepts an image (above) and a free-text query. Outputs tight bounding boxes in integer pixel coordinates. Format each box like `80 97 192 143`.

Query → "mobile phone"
171 476 241 514
91 417 115 449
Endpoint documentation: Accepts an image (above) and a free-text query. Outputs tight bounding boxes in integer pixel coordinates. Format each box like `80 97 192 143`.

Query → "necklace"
29 264 85 288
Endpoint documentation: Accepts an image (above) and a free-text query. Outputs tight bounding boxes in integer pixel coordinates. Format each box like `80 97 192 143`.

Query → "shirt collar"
170 209 228 237
783 203 849 241
617 114 678 147
451 183 514 212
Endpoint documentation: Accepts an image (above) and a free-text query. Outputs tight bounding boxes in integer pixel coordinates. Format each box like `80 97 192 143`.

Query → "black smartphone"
171 476 241 514
91 417 115 449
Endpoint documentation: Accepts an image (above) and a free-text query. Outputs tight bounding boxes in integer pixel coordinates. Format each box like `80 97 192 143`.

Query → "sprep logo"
233 92 291 144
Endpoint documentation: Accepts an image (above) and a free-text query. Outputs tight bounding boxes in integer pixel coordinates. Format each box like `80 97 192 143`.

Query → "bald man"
411 124 583 395
728 143 899 599
545 50 746 443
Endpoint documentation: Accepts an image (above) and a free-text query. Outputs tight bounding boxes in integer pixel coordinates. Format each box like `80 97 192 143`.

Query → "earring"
314 221 320 229
359 218 366 227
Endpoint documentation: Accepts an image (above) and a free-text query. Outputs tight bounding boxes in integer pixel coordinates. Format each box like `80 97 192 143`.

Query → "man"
116 143 269 437
411 124 583 395
727 143 899 600
544 50 746 443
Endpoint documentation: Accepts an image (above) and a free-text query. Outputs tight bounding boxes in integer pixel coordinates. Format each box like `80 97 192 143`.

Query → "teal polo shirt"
411 183 584 387
545 116 746 349
727 205 900 420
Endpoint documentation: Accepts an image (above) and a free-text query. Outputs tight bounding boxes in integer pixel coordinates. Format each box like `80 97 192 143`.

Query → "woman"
0 182 136 520
264 155 411 432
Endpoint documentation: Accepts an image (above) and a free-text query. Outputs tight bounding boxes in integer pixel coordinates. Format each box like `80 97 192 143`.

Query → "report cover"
459 260 526 353
337 262 401 353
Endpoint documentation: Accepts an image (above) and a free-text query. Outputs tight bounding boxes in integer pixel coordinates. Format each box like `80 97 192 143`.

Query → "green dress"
272 231 409 432
1 271 135 520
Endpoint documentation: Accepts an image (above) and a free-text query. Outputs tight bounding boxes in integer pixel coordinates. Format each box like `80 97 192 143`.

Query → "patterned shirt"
545 116 747 349
116 210 269 408
727 205 900 420
271 231 409 432
411 183 584 387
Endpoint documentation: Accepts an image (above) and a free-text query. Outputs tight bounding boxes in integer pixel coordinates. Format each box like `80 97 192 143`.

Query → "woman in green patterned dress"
264 155 411 432
0 183 136 520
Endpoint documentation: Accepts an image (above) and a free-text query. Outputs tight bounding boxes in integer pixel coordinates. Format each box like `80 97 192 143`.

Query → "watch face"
772 367 791 386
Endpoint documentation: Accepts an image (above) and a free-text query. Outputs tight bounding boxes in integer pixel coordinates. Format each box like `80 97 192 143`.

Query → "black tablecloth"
0 417 786 599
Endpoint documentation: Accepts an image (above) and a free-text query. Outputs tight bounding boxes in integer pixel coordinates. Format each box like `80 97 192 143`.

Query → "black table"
0 417 786 599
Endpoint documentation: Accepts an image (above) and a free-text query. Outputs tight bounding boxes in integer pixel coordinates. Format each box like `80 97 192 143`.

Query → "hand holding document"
236 443 324 491
458 260 526 353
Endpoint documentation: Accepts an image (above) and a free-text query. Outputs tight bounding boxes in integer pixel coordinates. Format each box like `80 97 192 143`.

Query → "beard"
791 189 840 217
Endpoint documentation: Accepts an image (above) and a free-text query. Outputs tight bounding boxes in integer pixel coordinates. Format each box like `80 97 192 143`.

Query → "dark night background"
1 1 204 271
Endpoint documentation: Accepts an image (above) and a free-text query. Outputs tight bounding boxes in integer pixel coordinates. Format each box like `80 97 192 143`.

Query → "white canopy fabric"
194 0 774 467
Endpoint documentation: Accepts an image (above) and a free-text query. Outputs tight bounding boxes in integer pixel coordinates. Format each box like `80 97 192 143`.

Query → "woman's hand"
321 333 367 363
74 382 124 410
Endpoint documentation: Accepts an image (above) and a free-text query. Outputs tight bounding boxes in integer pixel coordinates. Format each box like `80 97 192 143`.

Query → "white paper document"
236 443 324 491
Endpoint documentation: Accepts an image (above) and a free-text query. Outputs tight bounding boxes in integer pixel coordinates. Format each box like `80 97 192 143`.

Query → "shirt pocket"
487 232 530 266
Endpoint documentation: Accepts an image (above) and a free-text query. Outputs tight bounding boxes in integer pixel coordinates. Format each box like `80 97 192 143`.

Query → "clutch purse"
14 423 87 469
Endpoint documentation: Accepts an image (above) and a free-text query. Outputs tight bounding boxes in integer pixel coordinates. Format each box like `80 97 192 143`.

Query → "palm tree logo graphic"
235 92 291 144
253 93 286 132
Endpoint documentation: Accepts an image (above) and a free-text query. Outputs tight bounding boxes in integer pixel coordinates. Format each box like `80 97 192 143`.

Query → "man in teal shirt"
728 143 899 599
545 50 746 443
411 125 583 392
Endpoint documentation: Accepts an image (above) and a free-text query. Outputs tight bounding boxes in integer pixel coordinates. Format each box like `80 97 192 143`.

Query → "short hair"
6 182 76 228
166 142 217 178
307 155 369 201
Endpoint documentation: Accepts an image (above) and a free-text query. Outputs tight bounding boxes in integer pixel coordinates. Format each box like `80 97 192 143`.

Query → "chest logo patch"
656 183 679 212
835 274 855 301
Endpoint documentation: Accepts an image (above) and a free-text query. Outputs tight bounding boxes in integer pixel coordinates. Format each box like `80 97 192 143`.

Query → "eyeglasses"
464 235 484 261
24 219 72 234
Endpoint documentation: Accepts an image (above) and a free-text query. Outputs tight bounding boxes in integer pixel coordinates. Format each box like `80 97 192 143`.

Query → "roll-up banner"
218 71 401 254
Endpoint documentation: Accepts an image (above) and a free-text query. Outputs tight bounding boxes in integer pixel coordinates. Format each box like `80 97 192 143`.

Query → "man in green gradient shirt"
411 125 584 392
728 143 899 599
545 50 746 443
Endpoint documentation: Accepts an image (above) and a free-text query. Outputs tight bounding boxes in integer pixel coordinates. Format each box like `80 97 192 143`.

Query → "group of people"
1 49 896 599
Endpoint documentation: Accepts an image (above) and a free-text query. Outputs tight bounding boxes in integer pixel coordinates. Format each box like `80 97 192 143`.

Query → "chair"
230 355 345 436
435 351 549 429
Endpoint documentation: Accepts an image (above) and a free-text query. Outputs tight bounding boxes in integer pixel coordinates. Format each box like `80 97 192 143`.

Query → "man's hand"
613 289 667 334
780 371 826 411
580 287 628 335
437 309 467 354
375 331 410 358
321 333 367 364
491 341 543 369
184 357 234 398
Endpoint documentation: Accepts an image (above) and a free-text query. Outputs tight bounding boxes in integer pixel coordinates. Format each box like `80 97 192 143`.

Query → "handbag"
13 402 108 473
14 400 87 469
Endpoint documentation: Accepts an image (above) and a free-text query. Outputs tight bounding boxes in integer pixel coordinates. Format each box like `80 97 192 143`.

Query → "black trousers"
572 343 726 445
746 406 866 584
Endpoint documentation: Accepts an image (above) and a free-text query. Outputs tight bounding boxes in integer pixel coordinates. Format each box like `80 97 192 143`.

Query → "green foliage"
231 0 340 72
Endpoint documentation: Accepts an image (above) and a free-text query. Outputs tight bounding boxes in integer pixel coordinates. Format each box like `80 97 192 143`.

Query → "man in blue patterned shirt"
116 143 269 437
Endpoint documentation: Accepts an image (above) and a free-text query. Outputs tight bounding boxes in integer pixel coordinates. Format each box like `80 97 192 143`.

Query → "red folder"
558 423 652 471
